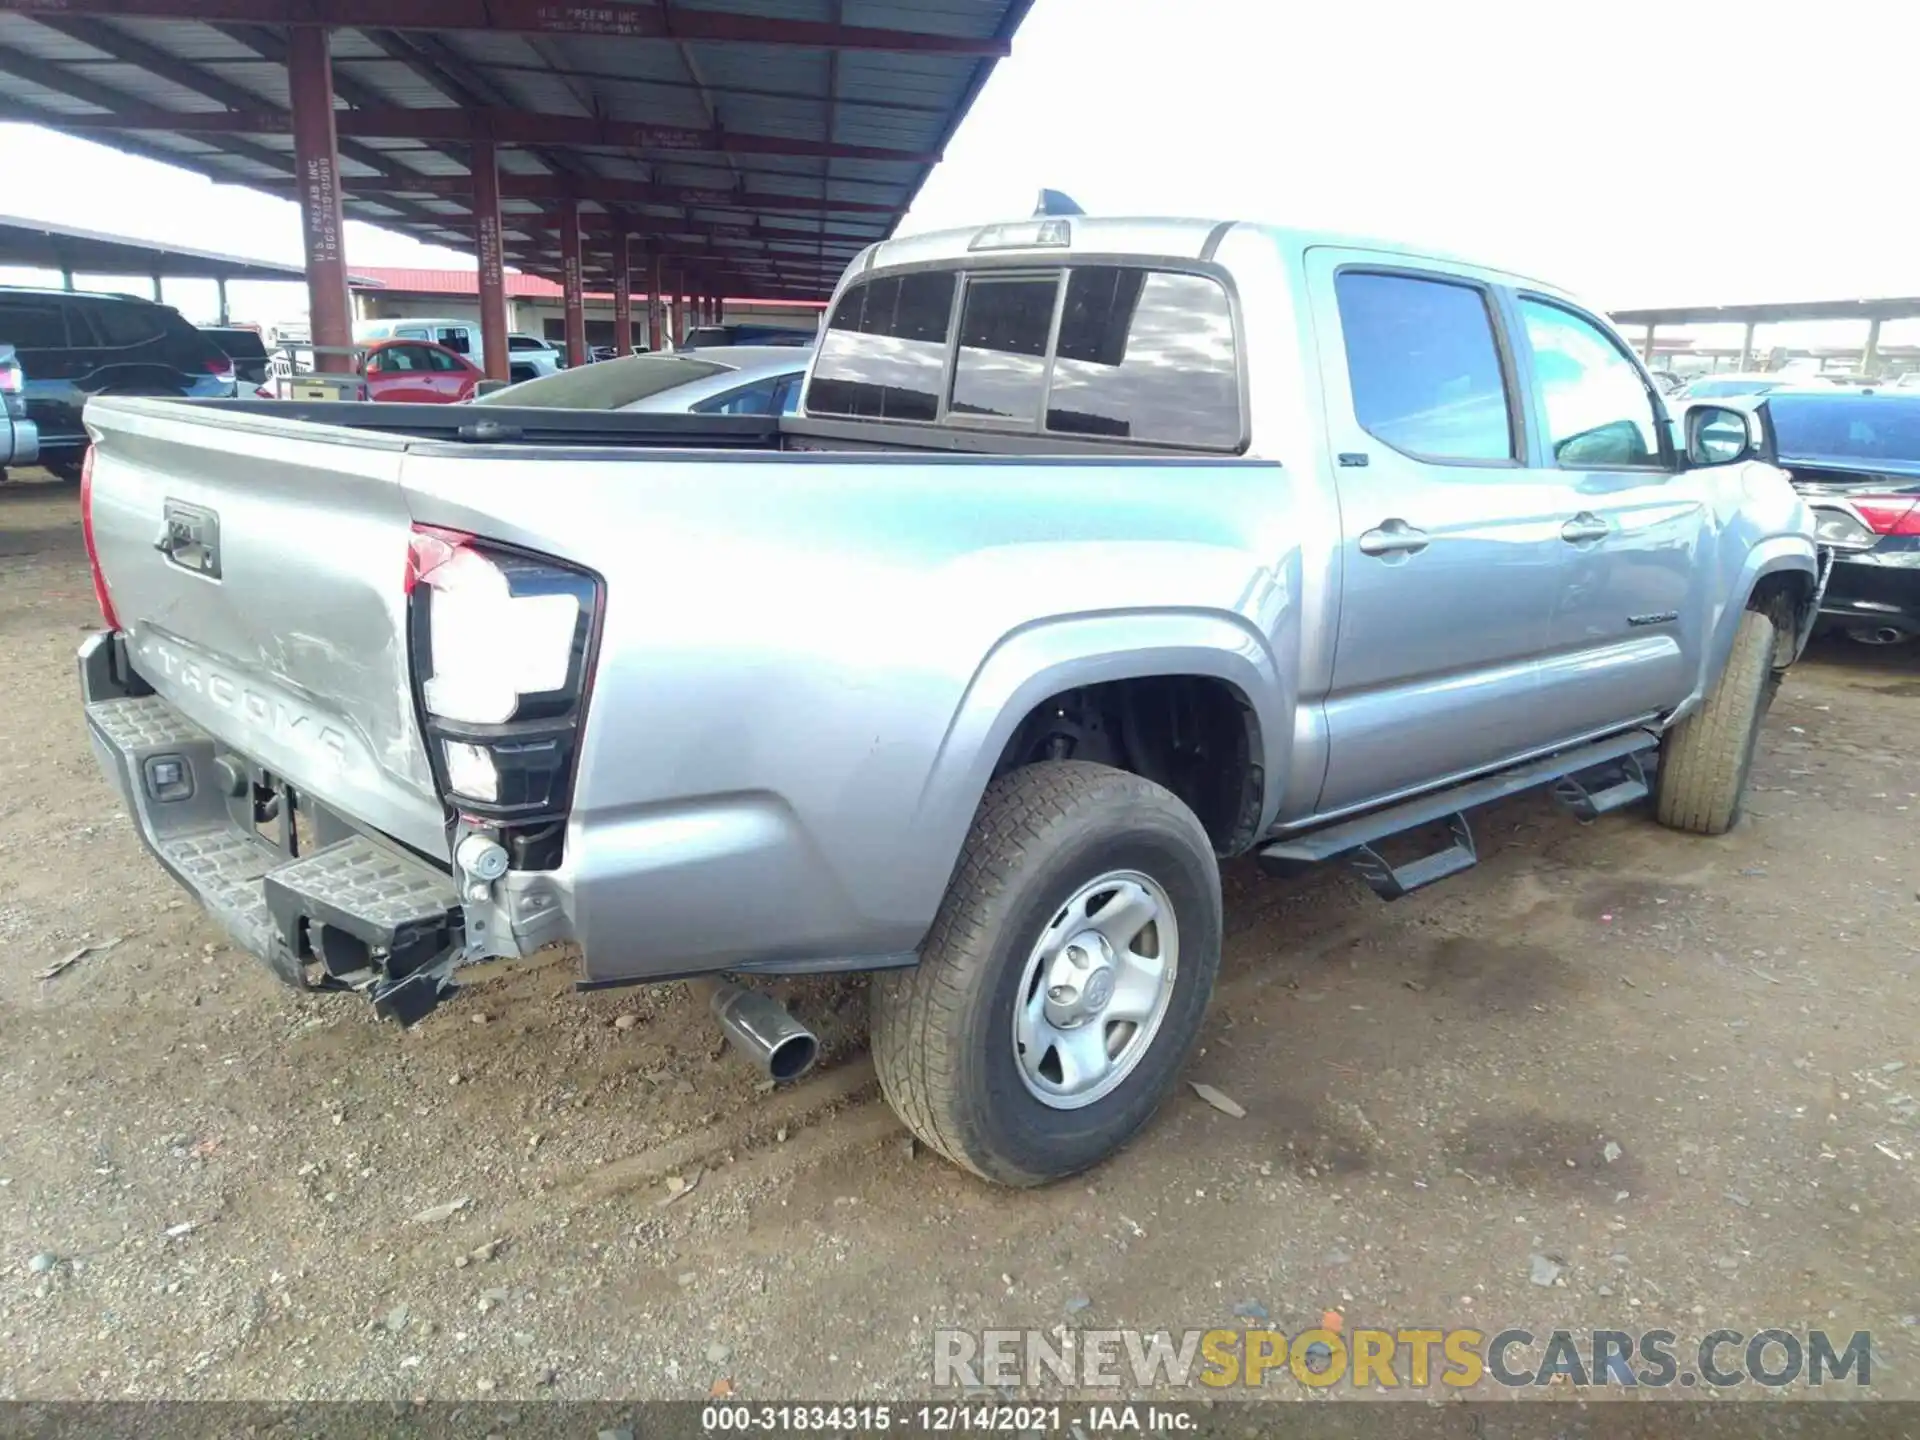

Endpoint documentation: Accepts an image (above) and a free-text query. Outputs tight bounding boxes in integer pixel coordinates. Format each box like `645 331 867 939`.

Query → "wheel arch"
917 610 1293 862
1675 540 1818 724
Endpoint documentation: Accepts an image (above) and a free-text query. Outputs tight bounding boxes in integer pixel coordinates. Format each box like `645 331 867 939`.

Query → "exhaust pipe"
1847 623 1915 645
692 979 819 1082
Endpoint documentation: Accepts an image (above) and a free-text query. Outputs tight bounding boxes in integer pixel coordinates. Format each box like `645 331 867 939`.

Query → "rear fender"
915 610 1294 865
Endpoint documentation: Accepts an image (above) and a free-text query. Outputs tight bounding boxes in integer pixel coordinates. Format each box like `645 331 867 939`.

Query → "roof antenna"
1033 189 1085 218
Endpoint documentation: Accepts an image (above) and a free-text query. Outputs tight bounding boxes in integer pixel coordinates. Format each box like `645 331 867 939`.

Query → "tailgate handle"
155 500 223 580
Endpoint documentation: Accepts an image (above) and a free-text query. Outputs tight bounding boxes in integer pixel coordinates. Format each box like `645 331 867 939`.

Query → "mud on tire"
1655 608 1778 837
870 761 1222 1187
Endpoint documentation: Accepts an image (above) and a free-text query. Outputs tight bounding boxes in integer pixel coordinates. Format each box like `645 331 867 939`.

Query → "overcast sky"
3 0 1917 344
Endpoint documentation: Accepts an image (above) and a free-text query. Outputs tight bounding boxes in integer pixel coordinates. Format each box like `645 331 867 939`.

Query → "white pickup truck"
76 213 1822 1184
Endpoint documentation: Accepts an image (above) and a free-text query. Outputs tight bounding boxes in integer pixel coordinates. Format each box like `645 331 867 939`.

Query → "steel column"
287 25 352 370
1862 317 1883 375
1738 321 1756 372
649 254 664 352
1641 323 1655 363
150 272 163 302
215 275 229 325
712 294 723 324
560 200 587 368
613 228 633 356
470 130 509 381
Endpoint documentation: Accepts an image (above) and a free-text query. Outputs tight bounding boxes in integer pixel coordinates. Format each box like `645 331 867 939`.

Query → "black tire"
44 455 83 484
1655 608 1777 836
870 761 1221 1186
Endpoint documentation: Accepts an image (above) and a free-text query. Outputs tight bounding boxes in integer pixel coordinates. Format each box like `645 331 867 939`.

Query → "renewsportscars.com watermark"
935 1326 1873 1391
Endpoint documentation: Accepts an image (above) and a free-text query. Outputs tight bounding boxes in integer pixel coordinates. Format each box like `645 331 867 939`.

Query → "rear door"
1305 250 1566 814
1510 296 1706 733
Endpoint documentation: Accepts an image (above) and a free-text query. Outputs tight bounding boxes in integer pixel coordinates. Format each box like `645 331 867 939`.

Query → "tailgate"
85 397 447 858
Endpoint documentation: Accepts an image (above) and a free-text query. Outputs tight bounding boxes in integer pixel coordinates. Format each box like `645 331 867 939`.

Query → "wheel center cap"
1044 931 1115 1027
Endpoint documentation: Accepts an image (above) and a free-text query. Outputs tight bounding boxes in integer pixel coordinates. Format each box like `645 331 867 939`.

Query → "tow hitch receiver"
262 835 463 1024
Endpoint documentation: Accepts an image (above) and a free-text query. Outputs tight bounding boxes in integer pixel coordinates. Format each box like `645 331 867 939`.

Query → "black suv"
0 287 237 479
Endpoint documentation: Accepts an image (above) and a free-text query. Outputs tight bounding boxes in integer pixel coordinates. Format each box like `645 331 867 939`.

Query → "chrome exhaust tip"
1847 623 1914 645
697 980 819 1082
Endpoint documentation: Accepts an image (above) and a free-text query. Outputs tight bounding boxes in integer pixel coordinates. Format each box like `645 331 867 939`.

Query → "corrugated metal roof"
349 263 828 308
0 0 1033 299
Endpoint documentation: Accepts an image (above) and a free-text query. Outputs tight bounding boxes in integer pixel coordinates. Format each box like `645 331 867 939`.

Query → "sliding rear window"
806 262 1242 449
805 272 956 422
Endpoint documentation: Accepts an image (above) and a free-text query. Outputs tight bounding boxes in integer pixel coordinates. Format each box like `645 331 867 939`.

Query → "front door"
1510 296 1707 735
1306 250 1569 815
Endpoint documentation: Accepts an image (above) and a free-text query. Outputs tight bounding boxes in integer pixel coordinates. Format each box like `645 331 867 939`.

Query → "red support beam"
612 228 633 358
46 103 937 164
287 25 352 371
0 0 1012 55
559 200 587 368
649 253 664 354
471 130 509 382
315 172 901 218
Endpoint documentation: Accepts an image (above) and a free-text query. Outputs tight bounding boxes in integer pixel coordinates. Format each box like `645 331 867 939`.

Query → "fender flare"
1682 538 1818 718
912 609 1295 864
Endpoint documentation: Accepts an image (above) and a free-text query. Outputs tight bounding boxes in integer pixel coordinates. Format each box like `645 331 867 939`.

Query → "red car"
359 338 482 403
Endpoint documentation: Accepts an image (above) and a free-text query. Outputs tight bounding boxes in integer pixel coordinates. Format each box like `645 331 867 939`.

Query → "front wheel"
1655 608 1778 836
870 761 1222 1186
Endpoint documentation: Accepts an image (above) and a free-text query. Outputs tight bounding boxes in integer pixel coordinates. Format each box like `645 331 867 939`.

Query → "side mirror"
1684 404 1757 467
474 378 513 398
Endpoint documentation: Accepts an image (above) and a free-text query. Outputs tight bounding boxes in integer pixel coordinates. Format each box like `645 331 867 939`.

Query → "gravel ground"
1 469 1915 1402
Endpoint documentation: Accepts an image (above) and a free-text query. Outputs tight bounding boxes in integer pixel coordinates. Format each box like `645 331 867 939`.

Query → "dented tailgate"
83 396 448 858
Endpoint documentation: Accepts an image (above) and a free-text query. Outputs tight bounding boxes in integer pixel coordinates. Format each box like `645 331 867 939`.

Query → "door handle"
1561 512 1612 545
1358 518 1430 557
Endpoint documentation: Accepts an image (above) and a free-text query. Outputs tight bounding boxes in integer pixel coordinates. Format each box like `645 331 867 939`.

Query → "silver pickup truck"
77 215 1822 1186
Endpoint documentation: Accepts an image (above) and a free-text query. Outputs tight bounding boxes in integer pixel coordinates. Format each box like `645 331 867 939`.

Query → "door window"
693 376 787 415
806 271 957 421
1048 267 1241 447
424 346 462 372
0 298 70 351
79 302 168 349
949 275 1058 422
372 344 431 373
1334 271 1515 462
1518 299 1665 468
435 327 471 355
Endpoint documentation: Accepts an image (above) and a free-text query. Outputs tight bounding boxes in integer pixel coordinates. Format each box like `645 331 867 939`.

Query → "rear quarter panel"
399 447 1300 980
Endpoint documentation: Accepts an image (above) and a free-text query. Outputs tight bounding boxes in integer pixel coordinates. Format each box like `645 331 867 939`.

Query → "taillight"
203 356 235 383
405 524 600 829
1851 494 1920 537
79 447 120 630
0 361 20 395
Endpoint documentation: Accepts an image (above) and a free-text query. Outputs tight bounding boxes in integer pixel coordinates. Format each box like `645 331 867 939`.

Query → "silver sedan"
474 346 808 414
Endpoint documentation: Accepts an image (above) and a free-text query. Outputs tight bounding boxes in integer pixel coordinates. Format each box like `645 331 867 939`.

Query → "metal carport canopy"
0 0 1035 367
0 211 314 281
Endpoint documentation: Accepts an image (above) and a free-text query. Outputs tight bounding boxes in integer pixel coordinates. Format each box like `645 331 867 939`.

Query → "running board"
1260 729 1659 900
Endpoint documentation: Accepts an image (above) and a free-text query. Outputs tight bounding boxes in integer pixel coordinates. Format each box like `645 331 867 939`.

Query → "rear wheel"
870 761 1221 1186
44 455 83 484
1655 608 1777 836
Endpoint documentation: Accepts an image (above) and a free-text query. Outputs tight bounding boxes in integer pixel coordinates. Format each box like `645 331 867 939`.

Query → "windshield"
473 353 730 408
1684 378 1781 398
1767 394 1920 463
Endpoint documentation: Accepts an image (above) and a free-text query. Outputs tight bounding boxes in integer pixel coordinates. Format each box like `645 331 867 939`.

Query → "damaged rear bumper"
78 631 522 1023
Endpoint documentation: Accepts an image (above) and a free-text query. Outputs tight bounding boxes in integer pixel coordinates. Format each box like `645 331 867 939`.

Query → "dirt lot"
1 469 1916 1402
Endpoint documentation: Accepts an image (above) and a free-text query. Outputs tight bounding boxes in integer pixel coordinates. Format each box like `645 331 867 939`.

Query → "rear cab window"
805 260 1243 450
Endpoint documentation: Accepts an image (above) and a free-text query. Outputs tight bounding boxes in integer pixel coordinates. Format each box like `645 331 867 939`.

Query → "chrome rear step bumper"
80 634 462 1022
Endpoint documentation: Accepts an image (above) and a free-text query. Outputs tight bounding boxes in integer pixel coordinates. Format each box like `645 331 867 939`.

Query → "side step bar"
1260 729 1659 900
